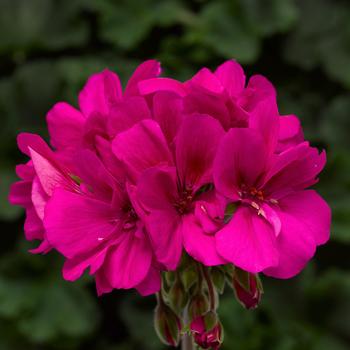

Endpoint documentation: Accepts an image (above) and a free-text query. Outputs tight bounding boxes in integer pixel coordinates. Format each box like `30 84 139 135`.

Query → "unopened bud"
188 292 210 320
168 278 188 314
154 302 182 347
233 268 263 309
190 311 223 350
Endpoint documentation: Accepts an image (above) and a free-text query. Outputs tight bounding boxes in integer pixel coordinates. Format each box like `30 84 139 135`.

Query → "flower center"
122 205 138 230
238 184 278 215
174 187 194 215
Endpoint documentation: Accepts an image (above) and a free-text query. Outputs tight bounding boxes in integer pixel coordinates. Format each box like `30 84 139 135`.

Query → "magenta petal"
112 120 173 182
187 68 224 95
277 114 304 152
264 145 326 195
79 69 122 117
136 266 161 296
182 214 226 266
239 75 276 112
74 149 116 201
263 208 317 279
277 190 331 246
216 206 279 273
104 232 152 289
29 147 70 197
137 167 177 211
176 114 225 187
138 77 187 97
95 270 113 296
46 102 85 151
214 60 246 97
249 98 279 156
153 91 184 143
63 246 108 281
24 206 45 241
146 209 183 270
108 96 151 136
214 128 268 200
44 189 118 259
31 176 49 220
124 60 161 97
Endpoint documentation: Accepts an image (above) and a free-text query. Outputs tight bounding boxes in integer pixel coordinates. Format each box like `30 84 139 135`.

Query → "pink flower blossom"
139 59 304 153
213 109 331 277
113 114 226 270
42 149 160 295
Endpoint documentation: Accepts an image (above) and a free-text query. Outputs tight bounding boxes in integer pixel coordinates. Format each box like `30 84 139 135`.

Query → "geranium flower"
213 109 330 277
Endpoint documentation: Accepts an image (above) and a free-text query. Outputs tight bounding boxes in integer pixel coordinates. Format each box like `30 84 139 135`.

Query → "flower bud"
233 268 263 309
188 292 210 320
154 302 182 347
168 278 188 314
190 311 223 350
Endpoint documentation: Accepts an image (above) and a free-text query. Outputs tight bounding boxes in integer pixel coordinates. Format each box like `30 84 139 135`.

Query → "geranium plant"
9 60 330 349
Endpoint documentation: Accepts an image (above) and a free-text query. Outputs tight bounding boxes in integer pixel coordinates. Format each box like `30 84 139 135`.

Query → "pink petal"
31 176 49 220
124 60 161 97
182 214 226 266
184 91 231 130
103 231 152 289
95 270 113 296
138 77 187 97
238 75 276 112
277 114 304 152
216 206 279 273
137 167 182 270
29 239 51 254
186 68 224 95
137 167 177 212
146 209 183 270
136 265 161 296
44 189 118 259
108 96 151 137
277 190 331 246
9 180 32 207
249 98 279 156
263 196 320 279
264 145 326 195
74 149 116 201
153 91 184 144
194 191 226 234
176 114 225 188
17 133 51 158
213 128 268 200
46 102 85 151
63 246 109 281
29 147 71 197
24 206 45 241
79 69 122 117
214 60 246 97
112 120 173 183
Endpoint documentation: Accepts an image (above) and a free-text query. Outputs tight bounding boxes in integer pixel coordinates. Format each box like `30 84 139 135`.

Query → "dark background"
0 0 350 349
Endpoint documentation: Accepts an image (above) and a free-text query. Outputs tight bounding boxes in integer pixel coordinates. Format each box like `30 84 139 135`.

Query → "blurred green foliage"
0 0 349 349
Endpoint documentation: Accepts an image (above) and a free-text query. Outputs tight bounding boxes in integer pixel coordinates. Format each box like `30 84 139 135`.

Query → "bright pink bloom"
41 150 160 295
139 60 304 152
112 114 226 269
46 60 161 167
213 111 331 277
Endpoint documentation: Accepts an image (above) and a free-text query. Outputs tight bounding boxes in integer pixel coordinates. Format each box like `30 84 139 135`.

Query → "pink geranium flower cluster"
9 59 330 348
